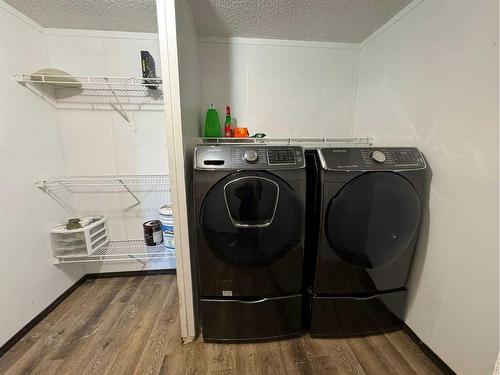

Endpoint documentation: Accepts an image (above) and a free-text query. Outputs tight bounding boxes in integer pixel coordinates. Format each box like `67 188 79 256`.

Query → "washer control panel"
320 147 425 171
195 145 305 170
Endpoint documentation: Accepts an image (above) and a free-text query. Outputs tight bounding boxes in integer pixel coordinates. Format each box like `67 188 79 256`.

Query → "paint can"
159 205 175 250
143 220 163 246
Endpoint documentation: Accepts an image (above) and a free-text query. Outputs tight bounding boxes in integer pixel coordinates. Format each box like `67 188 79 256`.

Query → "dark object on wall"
141 50 159 89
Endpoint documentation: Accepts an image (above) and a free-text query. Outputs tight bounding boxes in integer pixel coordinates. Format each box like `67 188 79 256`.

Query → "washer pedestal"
201 295 302 341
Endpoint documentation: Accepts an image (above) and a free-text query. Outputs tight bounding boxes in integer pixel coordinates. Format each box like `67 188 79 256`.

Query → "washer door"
201 171 303 267
325 172 421 268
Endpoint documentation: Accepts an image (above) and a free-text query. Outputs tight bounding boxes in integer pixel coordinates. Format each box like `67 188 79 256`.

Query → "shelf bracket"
118 179 142 210
36 180 76 215
105 78 132 124
128 255 147 266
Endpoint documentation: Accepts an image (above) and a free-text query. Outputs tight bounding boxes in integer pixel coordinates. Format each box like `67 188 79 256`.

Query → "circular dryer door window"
201 171 303 267
325 172 421 268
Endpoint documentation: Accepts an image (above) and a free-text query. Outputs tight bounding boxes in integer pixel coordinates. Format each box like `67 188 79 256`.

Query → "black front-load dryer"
310 147 429 337
193 145 306 341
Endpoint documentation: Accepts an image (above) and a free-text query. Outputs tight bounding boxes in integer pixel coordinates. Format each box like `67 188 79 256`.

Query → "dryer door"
201 171 303 267
325 172 421 268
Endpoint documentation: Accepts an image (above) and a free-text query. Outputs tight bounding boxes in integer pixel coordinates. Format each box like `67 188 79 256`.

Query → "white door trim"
156 0 196 342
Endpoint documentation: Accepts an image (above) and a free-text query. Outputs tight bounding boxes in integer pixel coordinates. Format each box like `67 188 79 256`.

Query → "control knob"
243 150 259 163
370 150 386 164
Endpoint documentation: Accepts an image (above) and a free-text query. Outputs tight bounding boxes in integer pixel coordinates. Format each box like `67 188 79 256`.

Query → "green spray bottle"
204 104 221 138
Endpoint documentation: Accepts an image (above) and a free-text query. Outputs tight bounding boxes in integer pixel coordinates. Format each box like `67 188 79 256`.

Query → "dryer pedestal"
310 289 406 337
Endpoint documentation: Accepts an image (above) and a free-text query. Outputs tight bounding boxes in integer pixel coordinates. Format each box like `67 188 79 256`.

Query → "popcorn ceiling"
5 0 411 42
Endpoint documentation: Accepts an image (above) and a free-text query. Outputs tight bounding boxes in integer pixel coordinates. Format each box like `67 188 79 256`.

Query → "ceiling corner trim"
0 0 44 33
44 28 159 40
198 36 361 50
359 0 425 50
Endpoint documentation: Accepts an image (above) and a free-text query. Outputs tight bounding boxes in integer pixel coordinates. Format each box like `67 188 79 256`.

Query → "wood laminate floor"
0 275 444 375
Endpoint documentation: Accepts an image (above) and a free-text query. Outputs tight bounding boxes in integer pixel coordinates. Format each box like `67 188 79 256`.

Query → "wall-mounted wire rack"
53 240 175 264
13 74 164 123
198 137 374 148
38 175 174 264
36 174 170 215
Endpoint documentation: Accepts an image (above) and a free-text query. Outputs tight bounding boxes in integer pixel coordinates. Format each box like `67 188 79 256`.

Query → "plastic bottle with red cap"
224 105 232 137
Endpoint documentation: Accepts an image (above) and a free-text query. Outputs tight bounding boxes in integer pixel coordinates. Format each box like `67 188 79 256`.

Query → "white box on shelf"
51 218 109 258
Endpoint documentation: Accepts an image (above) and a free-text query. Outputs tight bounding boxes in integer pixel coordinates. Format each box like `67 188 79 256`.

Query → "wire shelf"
54 240 175 264
199 137 374 148
36 175 170 215
36 175 169 191
14 74 162 92
14 74 164 122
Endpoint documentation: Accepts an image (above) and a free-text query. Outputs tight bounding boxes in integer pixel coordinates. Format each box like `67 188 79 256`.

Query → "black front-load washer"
193 144 306 341
310 147 429 337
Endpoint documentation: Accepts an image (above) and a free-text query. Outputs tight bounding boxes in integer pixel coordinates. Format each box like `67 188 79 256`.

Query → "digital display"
390 150 421 166
268 149 296 164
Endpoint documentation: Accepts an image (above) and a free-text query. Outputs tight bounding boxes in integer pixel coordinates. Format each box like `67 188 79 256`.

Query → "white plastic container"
51 217 109 258
159 206 175 250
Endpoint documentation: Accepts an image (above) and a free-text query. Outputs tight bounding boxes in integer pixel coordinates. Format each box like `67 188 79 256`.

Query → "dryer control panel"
194 145 305 170
319 147 425 171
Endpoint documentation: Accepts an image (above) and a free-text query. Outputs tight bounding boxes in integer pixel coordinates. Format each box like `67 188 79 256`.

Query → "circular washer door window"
325 172 421 268
201 171 303 267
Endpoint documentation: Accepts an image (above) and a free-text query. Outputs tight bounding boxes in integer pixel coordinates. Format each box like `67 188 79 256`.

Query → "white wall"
199 38 359 137
45 29 175 272
46 30 167 175
353 1 499 374
0 2 85 347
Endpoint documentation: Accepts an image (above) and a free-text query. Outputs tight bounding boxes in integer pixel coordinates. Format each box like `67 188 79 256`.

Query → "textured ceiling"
4 0 158 33
5 0 411 42
188 0 412 43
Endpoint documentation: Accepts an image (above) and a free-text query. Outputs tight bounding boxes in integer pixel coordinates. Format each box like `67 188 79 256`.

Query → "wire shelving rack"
37 175 174 264
36 175 170 215
53 240 175 264
198 137 374 148
13 74 164 122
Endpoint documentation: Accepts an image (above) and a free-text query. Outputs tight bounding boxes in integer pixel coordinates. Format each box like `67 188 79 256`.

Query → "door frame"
156 0 196 342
